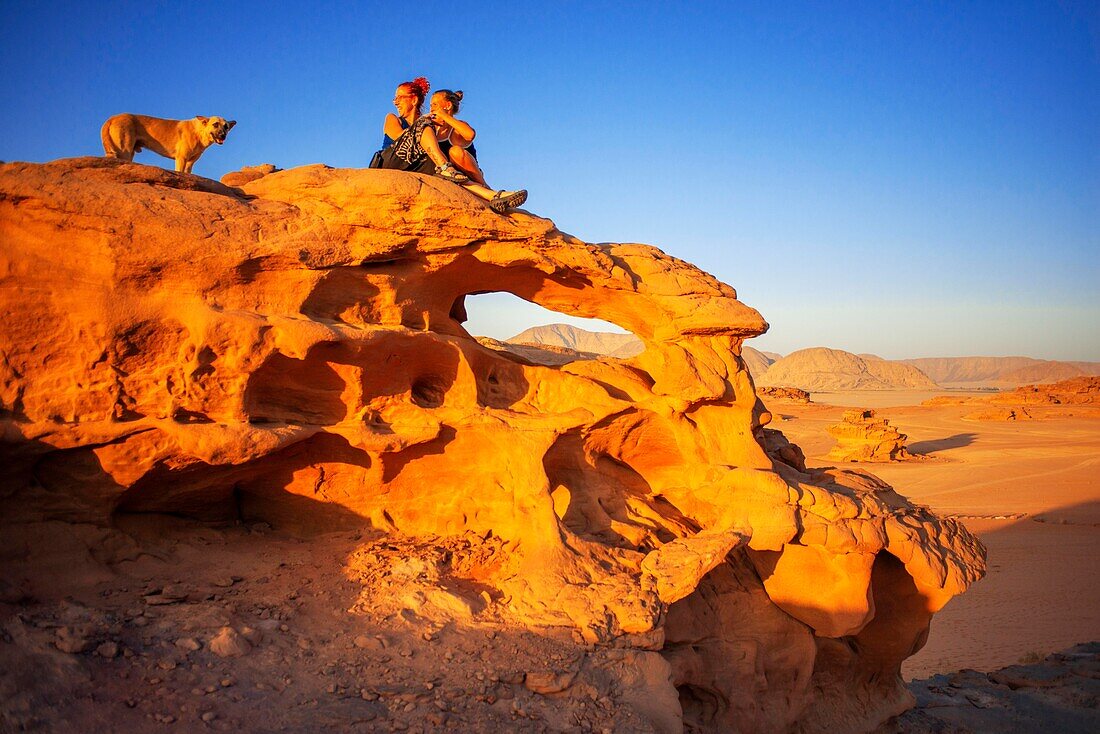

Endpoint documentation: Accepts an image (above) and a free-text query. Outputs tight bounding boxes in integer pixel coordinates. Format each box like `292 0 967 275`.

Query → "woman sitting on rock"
374 77 468 183
428 89 527 213
373 78 527 213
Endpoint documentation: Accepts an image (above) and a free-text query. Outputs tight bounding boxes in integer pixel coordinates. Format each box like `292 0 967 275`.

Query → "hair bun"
411 76 430 96
454 90 464 101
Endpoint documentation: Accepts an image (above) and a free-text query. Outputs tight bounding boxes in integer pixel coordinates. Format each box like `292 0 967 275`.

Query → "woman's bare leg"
418 127 452 170
449 147 487 187
417 128 519 204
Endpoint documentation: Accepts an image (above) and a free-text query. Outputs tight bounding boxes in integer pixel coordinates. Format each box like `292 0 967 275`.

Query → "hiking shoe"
436 163 469 184
489 189 528 213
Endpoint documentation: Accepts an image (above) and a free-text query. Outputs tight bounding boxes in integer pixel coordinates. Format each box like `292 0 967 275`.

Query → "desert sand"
766 389 1100 679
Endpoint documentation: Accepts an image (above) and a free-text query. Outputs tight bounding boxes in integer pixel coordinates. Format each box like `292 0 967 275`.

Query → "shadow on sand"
909 432 978 455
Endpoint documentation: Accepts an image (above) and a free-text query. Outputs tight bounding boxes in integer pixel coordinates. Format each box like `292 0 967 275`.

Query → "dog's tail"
101 115 122 157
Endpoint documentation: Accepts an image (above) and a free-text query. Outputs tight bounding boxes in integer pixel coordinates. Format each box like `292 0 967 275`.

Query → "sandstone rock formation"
0 158 985 733
221 163 281 188
826 409 915 462
1001 376 1100 405
757 386 812 403
925 377 1100 416
759 348 938 391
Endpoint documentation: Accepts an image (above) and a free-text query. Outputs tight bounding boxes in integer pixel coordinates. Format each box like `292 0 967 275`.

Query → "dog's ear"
196 116 209 123
227 120 237 129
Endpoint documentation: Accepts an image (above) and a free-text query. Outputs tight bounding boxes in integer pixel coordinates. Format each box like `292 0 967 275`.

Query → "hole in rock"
677 684 723 728
460 292 641 362
410 377 447 408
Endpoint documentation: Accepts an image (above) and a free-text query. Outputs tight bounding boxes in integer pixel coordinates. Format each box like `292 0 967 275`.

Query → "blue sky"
2 1 1097 359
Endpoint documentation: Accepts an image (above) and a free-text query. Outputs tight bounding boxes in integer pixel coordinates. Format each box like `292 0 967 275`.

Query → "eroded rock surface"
826 409 916 463
0 158 985 733
758 386 812 403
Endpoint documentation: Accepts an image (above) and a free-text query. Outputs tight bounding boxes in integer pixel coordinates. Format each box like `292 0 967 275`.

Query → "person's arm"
383 113 406 143
431 111 475 146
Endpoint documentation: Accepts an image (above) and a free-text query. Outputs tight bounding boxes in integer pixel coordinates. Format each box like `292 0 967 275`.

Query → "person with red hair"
373 77 527 213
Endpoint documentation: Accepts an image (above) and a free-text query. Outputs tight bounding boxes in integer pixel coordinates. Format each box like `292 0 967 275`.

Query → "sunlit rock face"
826 409 915 462
0 158 985 733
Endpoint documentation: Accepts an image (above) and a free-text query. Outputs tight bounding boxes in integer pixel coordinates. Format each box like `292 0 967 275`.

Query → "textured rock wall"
0 158 985 732
826 409 914 462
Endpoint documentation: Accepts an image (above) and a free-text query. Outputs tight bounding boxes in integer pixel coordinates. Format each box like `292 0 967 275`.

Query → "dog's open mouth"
213 133 227 144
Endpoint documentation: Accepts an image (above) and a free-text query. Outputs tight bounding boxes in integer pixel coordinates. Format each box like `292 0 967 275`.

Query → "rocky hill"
758 347 938 391
507 324 643 357
902 356 1100 388
506 324 776 378
0 158 984 733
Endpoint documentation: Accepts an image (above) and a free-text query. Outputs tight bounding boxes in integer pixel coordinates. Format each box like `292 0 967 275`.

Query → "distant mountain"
741 348 775 378
758 348 938 391
504 324 776 378
502 327 1100 390
901 357 1100 388
507 324 642 357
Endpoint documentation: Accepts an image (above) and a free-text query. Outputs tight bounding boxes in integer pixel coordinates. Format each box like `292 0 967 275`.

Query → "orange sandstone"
0 158 985 732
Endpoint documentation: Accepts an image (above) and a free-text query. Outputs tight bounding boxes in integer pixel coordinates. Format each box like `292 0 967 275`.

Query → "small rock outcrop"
925 377 1100 417
758 385 812 403
220 163 280 187
827 409 915 462
0 158 984 733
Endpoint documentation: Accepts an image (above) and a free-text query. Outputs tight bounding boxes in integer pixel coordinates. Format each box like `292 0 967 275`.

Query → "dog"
101 114 236 174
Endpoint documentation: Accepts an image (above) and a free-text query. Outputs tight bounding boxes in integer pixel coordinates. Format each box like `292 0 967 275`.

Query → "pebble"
54 626 91 654
175 637 202 652
201 711 217 723
97 641 120 658
153 713 175 724
220 678 235 687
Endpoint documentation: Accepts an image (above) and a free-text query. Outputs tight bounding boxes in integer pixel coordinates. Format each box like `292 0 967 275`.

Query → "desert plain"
767 389 1100 678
